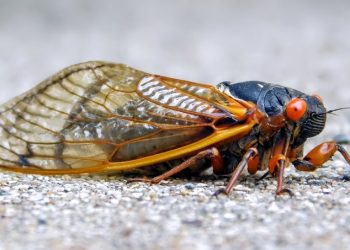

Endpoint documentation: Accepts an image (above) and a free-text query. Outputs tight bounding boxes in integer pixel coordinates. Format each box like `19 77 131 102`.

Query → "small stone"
180 189 190 196
185 183 195 190
131 192 143 200
148 190 157 200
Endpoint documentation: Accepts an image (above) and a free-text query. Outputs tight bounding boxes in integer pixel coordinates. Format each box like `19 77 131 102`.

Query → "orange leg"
214 148 258 195
247 152 260 175
267 130 293 196
268 154 293 196
128 147 223 184
293 141 350 172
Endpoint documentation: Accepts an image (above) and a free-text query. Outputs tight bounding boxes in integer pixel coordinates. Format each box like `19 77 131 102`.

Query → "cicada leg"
292 141 350 171
267 153 293 196
214 147 258 195
267 131 294 196
128 147 223 184
276 157 294 196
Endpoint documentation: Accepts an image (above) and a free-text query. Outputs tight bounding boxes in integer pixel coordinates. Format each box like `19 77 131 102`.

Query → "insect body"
0 61 349 195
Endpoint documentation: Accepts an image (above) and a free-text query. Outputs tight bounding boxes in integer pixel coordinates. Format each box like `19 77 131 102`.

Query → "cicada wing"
0 61 251 174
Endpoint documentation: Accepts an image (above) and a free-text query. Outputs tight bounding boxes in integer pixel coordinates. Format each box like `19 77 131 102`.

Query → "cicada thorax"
217 80 328 175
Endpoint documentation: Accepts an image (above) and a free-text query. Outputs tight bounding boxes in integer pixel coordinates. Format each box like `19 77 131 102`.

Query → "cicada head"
254 84 327 147
217 81 327 147
262 85 327 147
287 94 327 147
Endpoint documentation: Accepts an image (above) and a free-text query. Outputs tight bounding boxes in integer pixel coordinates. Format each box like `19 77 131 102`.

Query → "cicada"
0 61 349 195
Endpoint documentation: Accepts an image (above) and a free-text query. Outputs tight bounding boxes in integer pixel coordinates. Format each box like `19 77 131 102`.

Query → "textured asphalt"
1 1 350 250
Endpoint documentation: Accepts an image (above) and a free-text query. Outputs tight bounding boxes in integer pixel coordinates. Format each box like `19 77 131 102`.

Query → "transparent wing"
0 61 248 172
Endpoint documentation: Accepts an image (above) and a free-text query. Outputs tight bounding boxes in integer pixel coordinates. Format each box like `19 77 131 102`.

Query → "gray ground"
1 1 350 249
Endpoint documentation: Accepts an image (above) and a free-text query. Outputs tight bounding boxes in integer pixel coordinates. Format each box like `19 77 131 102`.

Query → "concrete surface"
1 1 350 249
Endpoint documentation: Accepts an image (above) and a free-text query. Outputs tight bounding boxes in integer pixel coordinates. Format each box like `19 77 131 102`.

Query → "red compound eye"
286 98 307 121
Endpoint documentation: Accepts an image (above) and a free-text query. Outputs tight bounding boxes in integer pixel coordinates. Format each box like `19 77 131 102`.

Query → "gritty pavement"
1 1 350 250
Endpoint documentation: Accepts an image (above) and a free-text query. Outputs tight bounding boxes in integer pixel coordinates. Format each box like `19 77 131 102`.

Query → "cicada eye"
286 98 307 121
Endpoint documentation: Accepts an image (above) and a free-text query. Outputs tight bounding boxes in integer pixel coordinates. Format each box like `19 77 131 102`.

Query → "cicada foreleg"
268 154 294 196
128 147 223 184
268 131 293 196
292 141 350 171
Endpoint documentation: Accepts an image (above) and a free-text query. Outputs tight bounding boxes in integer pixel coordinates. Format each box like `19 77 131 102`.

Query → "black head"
291 95 327 147
217 81 327 147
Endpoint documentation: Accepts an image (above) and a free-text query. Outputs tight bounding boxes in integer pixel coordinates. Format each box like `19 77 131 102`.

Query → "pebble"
180 189 190 196
185 183 195 190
